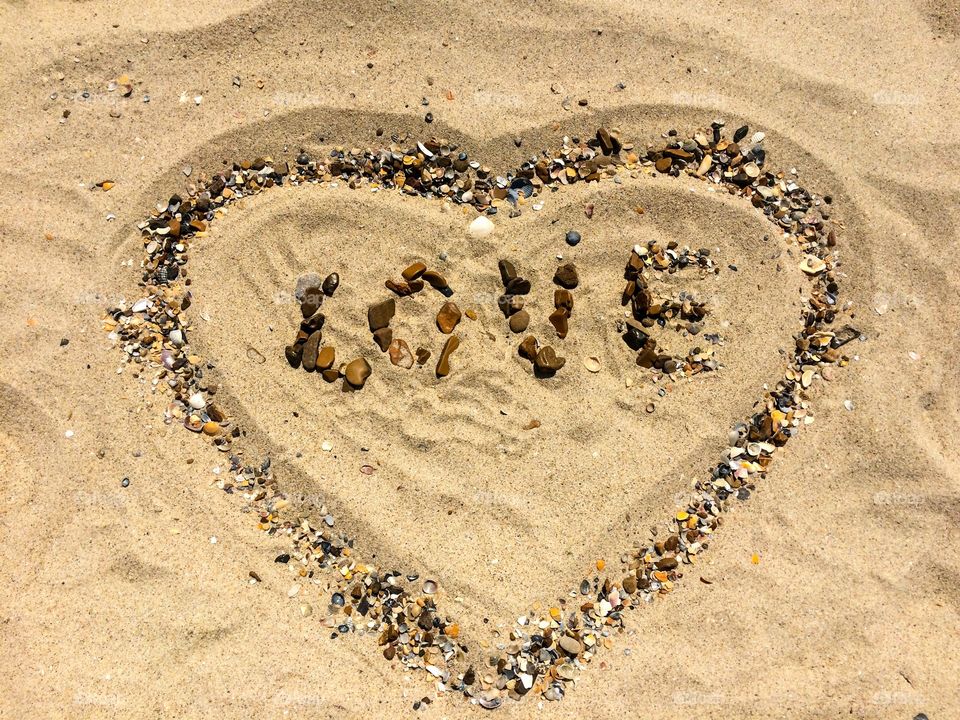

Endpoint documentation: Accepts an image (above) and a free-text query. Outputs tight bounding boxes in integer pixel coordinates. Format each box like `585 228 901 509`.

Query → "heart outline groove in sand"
105 123 856 709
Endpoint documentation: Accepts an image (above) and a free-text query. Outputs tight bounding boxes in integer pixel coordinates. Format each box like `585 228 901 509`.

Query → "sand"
1 1 958 718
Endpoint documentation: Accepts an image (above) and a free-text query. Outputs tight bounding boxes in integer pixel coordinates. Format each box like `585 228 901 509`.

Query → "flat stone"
436 301 462 334
422 270 449 292
558 635 582 656
436 336 460 377
553 263 579 289
415 347 431 365
508 309 530 333
373 327 393 351
402 261 427 281
388 338 414 369
344 358 372 388
302 331 322 371
368 298 395 331
317 346 335 370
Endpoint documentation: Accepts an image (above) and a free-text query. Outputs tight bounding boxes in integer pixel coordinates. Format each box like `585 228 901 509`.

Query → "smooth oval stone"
436 301 462 334
401 261 426 281
367 298 395 332
565 229 581 246
553 263 579 289
322 272 339 297
436 335 460 377
558 635 582 656
421 270 449 291
302 331 322 372
655 157 672 173
321 368 340 383
508 309 530 333
344 358 372 388
317 346 335 370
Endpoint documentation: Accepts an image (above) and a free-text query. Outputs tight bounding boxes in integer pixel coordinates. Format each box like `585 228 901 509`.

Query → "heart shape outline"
105 122 853 709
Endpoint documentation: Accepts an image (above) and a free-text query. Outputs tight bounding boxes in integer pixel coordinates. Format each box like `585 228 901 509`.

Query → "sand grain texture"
0 1 957 718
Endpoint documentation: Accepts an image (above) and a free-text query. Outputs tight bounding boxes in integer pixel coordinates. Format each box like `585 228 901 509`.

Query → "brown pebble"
285 344 303 369
655 157 672 173
368 298 395 331
373 327 393 352
385 278 415 296
518 335 539 361
558 635 582 655
534 345 565 374
422 269 449 291
524 419 541 430
302 331 322 371
317 346 335 370
436 301 462 334
554 288 573 312
344 358 372 388
402 261 427 281
321 368 340 383
300 287 322 318
415 347 431 365
553 263 579 289
388 338 414 369
508 309 531 333
498 259 518 286
505 277 531 295
436 336 460 377
464 309 477 320
549 308 569 338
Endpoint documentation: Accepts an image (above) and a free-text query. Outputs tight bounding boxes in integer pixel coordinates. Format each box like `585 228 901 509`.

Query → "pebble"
373 327 393 352
549 308 569 338
322 272 340 296
436 301 462 334
534 345 565 374
468 215 495 238
388 338 414 369
285 344 303 369
317 346 335 371
565 229 581 246
508 309 530 333
436 336 460 377
368 299 395 331
344 358 372 388
295 273 323 301
302 331 322 371
518 335 539 361
402 262 426 281
558 636 583 656
553 263 579 289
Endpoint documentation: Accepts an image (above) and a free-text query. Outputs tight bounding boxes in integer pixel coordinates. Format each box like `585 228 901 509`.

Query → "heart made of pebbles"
106 123 854 709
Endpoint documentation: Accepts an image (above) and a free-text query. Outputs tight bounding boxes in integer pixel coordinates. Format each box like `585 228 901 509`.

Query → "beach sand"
0 1 957 717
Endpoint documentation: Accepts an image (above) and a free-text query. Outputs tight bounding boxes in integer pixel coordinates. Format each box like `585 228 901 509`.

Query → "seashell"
468 214 494 238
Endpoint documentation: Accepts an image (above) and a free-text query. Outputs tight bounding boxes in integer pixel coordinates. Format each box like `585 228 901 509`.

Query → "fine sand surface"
1 2 958 719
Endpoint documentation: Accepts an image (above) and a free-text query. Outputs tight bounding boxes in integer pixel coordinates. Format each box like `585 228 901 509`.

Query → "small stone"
373 327 393 352
300 287 323 318
436 336 460 377
322 272 340 296
299 603 313 618
285 344 303 369
368 298 396 331
558 635 582 656
302 331 322 371
421 270 449 292
468 215 495 238
549 308 569 338
436 301 462 333
505 277 531 295
518 335 539 361
508 309 530 333
498 259 518 285
344 358 372 388
553 263 579 289
655 157 672 173
534 346 565 375
317 346 335 370
295 273 323 301
415 347 431 365
388 339 414 369
402 262 427 281
565 229 581 246
554 288 574 312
